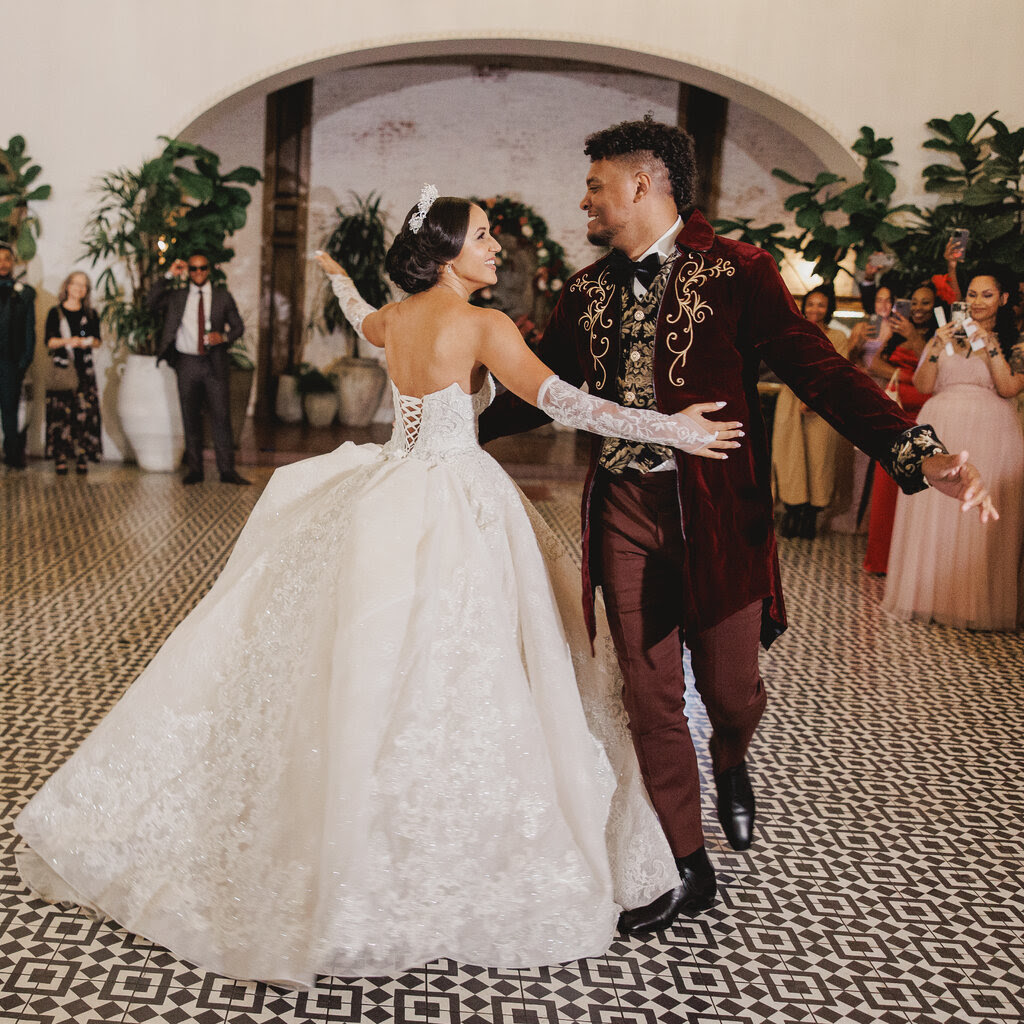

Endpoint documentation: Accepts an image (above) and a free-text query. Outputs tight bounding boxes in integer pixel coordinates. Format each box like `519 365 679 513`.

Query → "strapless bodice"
383 377 495 459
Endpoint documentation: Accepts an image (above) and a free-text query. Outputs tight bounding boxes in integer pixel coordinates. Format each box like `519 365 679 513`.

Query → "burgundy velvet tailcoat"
478 211 918 648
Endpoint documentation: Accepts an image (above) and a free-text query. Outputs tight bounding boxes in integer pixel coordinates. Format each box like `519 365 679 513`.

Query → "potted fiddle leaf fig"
770 127 919 284
0 134 52 262
895 111 1024 284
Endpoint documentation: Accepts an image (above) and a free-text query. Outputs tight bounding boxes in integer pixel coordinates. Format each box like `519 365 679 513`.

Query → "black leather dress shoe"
715 762 755 850
182 471 204 485
219 471 251 485
617 848 716 935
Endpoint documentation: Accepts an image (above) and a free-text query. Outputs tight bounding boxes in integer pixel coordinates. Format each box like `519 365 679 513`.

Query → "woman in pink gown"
884 269 1024 630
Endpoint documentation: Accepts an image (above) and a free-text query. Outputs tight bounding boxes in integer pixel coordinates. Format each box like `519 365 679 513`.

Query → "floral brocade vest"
598 253 678 474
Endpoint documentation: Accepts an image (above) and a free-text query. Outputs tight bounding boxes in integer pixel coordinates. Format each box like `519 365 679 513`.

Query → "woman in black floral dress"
44 272 102 474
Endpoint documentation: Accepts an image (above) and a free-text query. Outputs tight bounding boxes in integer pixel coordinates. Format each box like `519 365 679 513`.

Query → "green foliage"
768 127 917 283
81 137 261 354
295 362 336 394
0 135 52 263
717 112 1024 295
228 337 255 371
709 216 800 267
895 112 1024 284
319 193 391 354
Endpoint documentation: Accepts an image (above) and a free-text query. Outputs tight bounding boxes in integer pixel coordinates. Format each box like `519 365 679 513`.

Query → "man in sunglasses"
148 253 249 485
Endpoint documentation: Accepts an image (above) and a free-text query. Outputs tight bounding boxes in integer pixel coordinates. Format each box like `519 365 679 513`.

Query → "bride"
16 186 741 988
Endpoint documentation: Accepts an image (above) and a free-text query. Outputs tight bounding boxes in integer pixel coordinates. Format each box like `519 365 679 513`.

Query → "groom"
479 116 990 934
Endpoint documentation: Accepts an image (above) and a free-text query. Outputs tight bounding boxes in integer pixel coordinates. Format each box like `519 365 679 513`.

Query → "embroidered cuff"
884 424 949 494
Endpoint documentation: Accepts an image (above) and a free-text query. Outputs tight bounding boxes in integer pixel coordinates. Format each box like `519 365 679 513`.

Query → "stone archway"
182 37 859 181
177 37 859 423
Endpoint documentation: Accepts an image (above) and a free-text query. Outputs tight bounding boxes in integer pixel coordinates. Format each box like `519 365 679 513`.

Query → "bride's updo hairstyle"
385 196 473 294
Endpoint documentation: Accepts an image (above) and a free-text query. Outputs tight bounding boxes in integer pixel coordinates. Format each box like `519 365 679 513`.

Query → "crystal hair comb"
408 183 439 235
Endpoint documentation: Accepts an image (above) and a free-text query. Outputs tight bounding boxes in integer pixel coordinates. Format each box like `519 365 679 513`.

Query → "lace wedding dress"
17 377 677 988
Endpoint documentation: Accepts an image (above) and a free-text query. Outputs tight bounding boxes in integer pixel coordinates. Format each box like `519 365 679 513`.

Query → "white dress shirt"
632 216 682 298
175 282 213 355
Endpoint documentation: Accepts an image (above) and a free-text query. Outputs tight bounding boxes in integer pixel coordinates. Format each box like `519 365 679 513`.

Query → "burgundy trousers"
596 468 767 857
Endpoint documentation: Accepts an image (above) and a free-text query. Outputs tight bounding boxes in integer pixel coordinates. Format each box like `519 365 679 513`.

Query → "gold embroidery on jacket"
570 268 616 390
663 254 736 386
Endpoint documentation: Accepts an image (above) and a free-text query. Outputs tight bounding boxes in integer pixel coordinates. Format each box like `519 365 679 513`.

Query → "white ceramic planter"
118 354 184 472
275 373 304 423
336 357 388 427
304 391 338 427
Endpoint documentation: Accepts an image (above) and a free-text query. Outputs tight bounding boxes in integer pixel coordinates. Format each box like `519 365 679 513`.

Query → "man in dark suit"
148 253 249 484
0 241 36 470
479 116 992 934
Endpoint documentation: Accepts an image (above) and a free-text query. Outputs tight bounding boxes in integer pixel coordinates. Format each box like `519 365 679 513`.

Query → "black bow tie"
610 251 663 291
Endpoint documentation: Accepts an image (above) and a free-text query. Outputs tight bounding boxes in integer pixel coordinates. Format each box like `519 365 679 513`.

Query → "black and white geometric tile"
2 462 1022 1024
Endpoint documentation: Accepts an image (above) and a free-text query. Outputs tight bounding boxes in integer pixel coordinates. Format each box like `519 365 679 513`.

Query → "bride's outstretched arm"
314 251 384 346
477 310 742 459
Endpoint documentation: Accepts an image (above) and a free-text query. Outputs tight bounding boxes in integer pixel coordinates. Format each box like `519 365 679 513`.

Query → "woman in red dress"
862 283 938 573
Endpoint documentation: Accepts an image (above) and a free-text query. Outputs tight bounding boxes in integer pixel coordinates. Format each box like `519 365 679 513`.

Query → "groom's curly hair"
584 114 697 215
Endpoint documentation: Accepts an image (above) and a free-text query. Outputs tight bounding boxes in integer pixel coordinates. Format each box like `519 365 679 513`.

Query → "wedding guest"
148 254 249 485
0 241 35 469
772 285 853 539
884 267 1024 629
847 283 894 382
862 283 938 573
44 271 102 475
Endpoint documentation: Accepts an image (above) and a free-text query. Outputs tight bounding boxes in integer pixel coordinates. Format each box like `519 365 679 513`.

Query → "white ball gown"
16 377 678 988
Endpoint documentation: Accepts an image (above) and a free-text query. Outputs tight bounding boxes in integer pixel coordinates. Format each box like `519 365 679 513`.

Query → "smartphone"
950 301 968 338
893 298 912 320
950 229 970 260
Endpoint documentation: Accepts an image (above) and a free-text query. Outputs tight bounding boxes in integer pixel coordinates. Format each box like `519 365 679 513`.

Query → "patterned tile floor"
1 459 1022 1024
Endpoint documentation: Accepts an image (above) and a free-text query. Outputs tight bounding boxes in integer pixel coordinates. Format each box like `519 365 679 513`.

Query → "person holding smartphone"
147 254 250 485
884 266 1023 629
862 283 940 573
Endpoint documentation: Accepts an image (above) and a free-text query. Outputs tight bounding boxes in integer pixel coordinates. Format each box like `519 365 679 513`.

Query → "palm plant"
82 137 260 354
318 192 390 353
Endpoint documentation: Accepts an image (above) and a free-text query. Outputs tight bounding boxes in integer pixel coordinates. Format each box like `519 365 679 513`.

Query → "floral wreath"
471 195 573 343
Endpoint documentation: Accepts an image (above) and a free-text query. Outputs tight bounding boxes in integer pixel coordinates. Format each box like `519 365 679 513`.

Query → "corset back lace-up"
384 378 495 458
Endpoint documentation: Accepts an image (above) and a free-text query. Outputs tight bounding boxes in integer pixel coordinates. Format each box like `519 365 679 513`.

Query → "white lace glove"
537 375 716 454
327 273 375 342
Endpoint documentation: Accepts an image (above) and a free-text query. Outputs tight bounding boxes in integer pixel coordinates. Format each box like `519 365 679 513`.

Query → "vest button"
624 390 636 403
633 310 645 321
630 350 641 362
